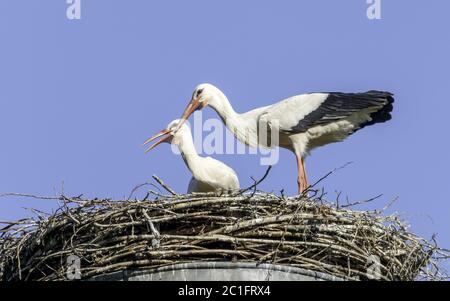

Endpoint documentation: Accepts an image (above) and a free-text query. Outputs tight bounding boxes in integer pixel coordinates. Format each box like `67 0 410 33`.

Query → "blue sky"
1 1 449 270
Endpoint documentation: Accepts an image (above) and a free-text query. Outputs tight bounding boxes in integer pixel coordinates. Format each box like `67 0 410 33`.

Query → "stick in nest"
152 175 177 195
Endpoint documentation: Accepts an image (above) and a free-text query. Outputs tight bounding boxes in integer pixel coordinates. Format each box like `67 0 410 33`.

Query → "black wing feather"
288 91 394 133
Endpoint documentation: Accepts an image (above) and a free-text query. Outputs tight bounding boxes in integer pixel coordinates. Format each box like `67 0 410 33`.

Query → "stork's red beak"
177 97 203 130
142 129 172 153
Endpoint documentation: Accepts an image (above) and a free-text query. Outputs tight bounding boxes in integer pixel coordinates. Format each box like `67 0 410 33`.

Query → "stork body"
177 84 394 193
144 120 240 194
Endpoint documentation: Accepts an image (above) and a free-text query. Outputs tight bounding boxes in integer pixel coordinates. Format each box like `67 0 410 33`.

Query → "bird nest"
0 188 447 281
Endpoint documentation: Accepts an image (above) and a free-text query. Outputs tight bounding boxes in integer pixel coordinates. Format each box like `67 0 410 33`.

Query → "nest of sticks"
0 176 448 281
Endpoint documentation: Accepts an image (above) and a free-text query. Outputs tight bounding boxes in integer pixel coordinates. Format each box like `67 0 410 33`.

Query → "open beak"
142 129 172 153
176 97 202 130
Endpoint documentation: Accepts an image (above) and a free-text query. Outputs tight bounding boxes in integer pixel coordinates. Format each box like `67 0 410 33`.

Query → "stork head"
177 83 221 130
142 119 189 153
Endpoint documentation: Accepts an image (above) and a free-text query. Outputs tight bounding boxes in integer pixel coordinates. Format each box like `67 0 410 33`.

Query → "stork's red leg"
302 158 309 189
296 154 308 194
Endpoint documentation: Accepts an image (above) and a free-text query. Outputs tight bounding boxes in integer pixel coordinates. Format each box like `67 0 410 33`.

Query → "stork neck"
209 93 238 122
208 92 259 148
177 133 201 175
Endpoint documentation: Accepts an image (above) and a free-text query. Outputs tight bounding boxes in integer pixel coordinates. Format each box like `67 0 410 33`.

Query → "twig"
306 161 354 191
0 193 62 201
127 182 152 200
152 175 177 195
341 194 383 208
240 165 272 195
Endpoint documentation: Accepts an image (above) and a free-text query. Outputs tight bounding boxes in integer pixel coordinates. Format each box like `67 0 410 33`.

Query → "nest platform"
0 191 446 281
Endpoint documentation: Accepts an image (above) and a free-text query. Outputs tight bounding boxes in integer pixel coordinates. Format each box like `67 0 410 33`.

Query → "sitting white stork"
173 83 394 194
143 119 240 194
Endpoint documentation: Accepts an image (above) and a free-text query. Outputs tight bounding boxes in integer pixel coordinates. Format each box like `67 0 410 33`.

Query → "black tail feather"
358 91 394 129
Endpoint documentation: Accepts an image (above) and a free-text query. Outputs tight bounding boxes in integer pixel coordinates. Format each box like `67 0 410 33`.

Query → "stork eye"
196 89 204 97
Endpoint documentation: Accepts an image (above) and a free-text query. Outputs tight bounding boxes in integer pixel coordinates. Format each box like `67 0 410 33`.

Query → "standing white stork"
143 119 240 194
172 83 394 194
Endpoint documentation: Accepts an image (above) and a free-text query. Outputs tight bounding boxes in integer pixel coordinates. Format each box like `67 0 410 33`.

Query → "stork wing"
194 157 240 191
261 91 394 134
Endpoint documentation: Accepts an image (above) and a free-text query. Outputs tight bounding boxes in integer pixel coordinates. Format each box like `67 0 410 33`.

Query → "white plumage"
176 83 394 193
143 119 240 194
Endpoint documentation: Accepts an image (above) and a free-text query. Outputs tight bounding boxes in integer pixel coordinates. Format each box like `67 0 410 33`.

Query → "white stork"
143 119 240 194
173 83 394 194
